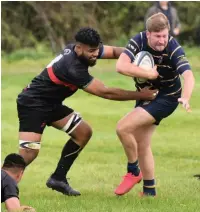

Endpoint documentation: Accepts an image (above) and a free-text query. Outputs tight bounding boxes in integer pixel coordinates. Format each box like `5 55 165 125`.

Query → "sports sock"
127 160 140 176
143 179 156 196
52 139 82 181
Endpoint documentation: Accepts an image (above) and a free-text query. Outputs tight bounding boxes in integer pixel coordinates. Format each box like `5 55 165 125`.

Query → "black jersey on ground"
1 170 19 203
17 44 104 111
124 32 191 97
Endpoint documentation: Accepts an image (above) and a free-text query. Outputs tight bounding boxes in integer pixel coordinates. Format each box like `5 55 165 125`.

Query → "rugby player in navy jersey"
114 13 195 197
16 27 158 196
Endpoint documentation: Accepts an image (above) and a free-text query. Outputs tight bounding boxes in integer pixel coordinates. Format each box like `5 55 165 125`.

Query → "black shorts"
135 94 179 125
17 104 74 134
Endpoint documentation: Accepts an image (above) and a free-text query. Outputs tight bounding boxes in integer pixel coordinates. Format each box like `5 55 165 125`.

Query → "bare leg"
134 125 156 180
115 107 155 195
116 107 155 163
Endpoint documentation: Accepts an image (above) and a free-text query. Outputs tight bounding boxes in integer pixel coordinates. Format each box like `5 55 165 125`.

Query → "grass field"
1 48 200 212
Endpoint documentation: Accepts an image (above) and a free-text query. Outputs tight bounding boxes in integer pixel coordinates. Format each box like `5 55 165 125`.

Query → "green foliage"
2 44 52 62
1 1 200 55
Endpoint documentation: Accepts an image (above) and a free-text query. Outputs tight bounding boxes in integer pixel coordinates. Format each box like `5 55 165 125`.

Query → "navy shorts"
135 94 179 125
17 104 74 134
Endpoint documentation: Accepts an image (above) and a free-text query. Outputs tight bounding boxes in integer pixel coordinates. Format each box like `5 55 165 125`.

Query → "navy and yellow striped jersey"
124 31 191 96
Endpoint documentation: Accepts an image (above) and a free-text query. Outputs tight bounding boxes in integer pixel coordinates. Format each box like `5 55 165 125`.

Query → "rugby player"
1 153 35 211
114 13 195 196
16 27 158 196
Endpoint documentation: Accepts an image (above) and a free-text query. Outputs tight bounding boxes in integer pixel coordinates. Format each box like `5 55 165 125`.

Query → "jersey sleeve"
123 33 142 62
3 181 19 201
67 62 94 89
97 44 104 58
168 38 191 75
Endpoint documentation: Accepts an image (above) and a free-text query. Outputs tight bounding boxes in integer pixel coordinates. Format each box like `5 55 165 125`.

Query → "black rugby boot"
46 176 81 196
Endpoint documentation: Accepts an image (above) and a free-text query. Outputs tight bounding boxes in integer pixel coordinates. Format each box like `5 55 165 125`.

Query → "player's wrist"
181 96 189 101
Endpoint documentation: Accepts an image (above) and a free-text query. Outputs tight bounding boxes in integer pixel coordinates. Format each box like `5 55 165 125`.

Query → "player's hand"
20 205 36 212
178 97 191 112
9 206 36 212
139 87 158 100
147 66 159 80
173 28 180 36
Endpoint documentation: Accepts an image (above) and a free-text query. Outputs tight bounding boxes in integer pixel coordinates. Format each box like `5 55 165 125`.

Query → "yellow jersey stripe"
143 185 156 188
166 87 182 96
161 75 178 82
170 46 182 59
176 63 190 71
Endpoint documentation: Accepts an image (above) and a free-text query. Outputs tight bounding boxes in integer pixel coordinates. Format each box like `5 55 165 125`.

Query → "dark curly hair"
75 27 101 47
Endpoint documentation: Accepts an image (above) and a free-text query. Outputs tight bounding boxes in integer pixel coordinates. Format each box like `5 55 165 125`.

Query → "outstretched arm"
178 70 195 112
101 45 125 59
5 197 35 211
83 78 157 101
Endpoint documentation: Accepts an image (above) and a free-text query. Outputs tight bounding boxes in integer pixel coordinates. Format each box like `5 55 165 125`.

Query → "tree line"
2 1 200 54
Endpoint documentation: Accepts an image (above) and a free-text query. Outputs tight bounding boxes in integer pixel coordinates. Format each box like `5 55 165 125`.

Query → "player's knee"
73 123 93 143
83 126 92 142
116 124 124 137
116 121 130 137
20 148 40 159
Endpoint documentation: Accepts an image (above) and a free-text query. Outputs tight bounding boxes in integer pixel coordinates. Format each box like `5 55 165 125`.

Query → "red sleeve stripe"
47 67 77 91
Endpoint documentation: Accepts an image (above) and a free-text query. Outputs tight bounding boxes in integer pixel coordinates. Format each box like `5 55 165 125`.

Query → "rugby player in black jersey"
114 13 195 197
16 27 158 196
1 153 35 211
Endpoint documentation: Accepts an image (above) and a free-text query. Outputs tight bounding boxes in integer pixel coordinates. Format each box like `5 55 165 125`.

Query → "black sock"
52 139 82 181
127 160 140 176
143 179 156 196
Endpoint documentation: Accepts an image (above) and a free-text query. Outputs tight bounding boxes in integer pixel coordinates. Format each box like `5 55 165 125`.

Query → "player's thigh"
50 105 92 141
17 104 45 148
50 105 77 131
117 107 156 133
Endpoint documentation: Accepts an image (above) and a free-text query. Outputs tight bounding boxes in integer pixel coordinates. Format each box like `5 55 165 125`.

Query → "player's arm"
115 35 158 79
170 38 195 112
83 78 157 101
100 45 125 59
116 53 158 79
178 70 195 112
5 197 35 212
5 197 20 211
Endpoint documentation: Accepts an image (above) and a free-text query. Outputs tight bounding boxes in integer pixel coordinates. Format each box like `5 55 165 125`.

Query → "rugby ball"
133 51 154 84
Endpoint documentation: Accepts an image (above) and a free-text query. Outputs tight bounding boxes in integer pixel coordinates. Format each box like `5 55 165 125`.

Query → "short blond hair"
146 12 170 32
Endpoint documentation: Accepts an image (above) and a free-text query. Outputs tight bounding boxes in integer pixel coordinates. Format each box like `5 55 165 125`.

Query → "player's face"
82 45 99 67
77 44 100 67
147 28 169 52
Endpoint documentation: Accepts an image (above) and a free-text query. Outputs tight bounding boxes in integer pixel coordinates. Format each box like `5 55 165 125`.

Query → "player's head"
146 13 170 51
159 1 169 8
75 27 101 67
2 153 26 183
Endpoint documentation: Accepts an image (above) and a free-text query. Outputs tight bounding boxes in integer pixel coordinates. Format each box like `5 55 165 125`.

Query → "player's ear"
16 170 24 182
75 43 83 55
146 31 150 39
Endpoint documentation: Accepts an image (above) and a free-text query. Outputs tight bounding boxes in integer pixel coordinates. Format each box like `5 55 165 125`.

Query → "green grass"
1 48 200 212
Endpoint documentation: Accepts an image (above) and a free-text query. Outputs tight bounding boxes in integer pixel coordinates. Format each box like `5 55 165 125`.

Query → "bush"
2 44 53 62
